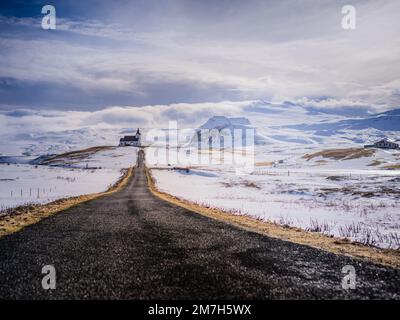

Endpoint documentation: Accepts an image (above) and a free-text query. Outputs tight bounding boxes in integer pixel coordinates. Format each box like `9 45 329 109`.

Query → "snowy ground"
0 147 137 210
144 107 400 249
148 139 400 249
151 164 400 249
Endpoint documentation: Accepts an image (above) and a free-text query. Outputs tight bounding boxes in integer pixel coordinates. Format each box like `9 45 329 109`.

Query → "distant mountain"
283 108 400 133
199 116 251 130
193 116 262 147
304 106 373 117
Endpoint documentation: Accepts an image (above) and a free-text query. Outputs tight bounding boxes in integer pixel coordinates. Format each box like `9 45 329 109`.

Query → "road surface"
0 150 399 299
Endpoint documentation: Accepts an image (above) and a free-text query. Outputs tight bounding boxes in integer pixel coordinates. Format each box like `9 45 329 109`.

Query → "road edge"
146 167 400 269
0 167 134 238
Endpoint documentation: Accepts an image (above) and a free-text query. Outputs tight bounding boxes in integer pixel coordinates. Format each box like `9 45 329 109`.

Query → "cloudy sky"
0 0 399 113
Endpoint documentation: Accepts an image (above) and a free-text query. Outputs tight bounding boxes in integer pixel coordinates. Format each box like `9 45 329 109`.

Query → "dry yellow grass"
146 168 400 269
383 164 400 169
368 160 385 167
303 148 375 161
0 167 134 238
255 161 275 167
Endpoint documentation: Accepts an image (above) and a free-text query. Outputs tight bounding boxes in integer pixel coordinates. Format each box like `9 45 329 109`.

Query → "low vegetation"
255 161 275 167
383 163 400 169
220 180 261 189
367 160 385 166
318 186 400 198
303 148 375 161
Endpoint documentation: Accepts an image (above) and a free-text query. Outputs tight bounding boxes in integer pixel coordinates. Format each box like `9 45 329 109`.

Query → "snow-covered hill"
283 108 400 133
200 116 251 130
192 116 259 148
1 100 398 158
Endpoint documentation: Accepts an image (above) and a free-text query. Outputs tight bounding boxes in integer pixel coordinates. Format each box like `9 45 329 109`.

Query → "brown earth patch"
303 148 375 161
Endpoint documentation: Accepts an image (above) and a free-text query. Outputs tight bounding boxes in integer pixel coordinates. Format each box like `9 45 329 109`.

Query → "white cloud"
0 0 400 109
1 96 394 139
0 100 254 136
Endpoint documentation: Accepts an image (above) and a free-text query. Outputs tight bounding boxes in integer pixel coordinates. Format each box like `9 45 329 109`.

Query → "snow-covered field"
151 165 400 249
0 147 137 210
147 106 400 249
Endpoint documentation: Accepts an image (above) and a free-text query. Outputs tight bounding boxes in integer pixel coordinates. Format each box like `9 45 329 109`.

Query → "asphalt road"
0 150 399 299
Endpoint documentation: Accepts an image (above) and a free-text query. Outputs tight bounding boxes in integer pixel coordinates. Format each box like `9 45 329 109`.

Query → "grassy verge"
146 167 400 269
0 167 134 238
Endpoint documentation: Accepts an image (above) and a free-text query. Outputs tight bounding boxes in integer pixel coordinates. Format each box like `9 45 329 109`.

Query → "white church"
119 128 141 147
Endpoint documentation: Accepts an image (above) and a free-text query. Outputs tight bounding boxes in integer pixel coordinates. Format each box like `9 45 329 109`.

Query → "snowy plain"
146 106 400 249
0 147 137 210
151 165 400 248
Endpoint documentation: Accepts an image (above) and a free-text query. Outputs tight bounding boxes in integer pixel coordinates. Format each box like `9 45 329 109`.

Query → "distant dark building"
119 128 141 147
364 139 399 149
